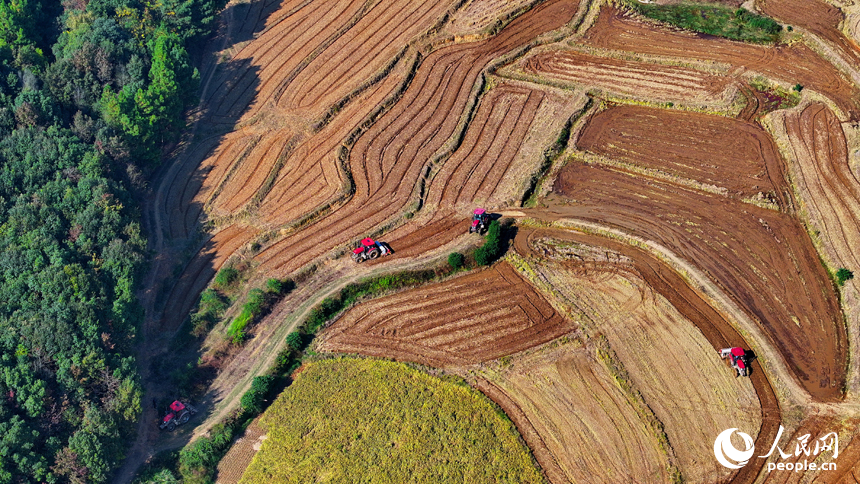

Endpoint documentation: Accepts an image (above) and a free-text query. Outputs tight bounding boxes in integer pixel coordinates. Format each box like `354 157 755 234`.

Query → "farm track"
548 163 845 401
134 0 860 481
319 262 574 366
577 104 788 203
519 49 734 105
514 227 782 484
582 6 860 121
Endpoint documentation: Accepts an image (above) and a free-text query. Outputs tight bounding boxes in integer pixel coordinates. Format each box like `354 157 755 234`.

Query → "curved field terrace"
126 0 860 482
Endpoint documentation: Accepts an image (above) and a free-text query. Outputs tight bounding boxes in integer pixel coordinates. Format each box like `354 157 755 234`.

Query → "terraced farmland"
124 0 860 481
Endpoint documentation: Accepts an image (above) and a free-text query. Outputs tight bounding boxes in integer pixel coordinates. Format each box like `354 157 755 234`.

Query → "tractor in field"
719 347 752 377
470 208 490 234
159 400 197 431
351 238 391 263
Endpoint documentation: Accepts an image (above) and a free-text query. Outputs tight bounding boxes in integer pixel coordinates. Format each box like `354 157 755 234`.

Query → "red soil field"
319 262 573 366
757 0 860 68
251 0 579 276
256 66 409 227
520 49 734 105
582 6 860 120
156 0 579 333
755 415 857 484
374 83 580 261
274 0 454 118
548 163 845 401
776 103 860 281
515 227 781 484
204 0 370 120
576 104 788 202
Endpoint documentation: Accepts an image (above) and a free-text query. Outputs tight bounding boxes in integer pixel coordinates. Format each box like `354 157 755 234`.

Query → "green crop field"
239 358 544 484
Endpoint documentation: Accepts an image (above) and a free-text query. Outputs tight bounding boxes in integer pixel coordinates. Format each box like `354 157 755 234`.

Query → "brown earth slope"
582 6 860 120
577 104 788 203
547 162 845 401
319 262 574 366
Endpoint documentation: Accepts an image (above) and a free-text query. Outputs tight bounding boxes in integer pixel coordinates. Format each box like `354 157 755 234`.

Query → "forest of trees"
0 0 225 481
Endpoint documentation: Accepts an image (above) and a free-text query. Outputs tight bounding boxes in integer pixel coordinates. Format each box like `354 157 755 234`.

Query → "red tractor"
159 400 197 431
351 238 391 263
470 208 490 234
719 347 752 377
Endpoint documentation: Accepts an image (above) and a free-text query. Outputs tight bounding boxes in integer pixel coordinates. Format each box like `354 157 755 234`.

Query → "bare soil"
577 104 787 202
514 227 782 484
548 162 846 401
582 6 860 120
518 48 736 106
319 262 574 366
475 342 675 483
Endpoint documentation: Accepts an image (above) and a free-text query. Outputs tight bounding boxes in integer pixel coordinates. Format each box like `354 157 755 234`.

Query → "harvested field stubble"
517 49 736 107
549 163 846 401
577 104 788 203
274 0 455 117
477 343 675 483
376 82 587 261
582 6 860 120
515 228 782 484
215 419 265 484
528 255 760 483
443 0 537 37
757 0 860 68
319 262 574 366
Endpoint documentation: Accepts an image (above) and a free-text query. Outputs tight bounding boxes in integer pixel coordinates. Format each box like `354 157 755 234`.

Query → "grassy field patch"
632 3 782 43
240 358 544 484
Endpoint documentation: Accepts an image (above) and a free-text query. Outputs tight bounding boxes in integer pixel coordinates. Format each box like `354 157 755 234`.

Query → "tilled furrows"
522 50 733 103
276 0 452 115
781 104 860 278
758 0 860 68
583 6 860 120
206 0 370 119
320 262 574 365
516 228 782 484
577 104 788 203
551 163 845 401
254 0 578 277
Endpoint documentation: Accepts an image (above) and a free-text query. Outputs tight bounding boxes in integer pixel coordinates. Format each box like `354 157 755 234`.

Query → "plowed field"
582 6 860 120
519 49 735 106
215 419 265 484
526 245 760 482
515 227 782 484
770 102 860 392
549 163 845 401
757 0 860 68
443 0 537 38
319 262 573 366
577 104 787 202
252 0 579 277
